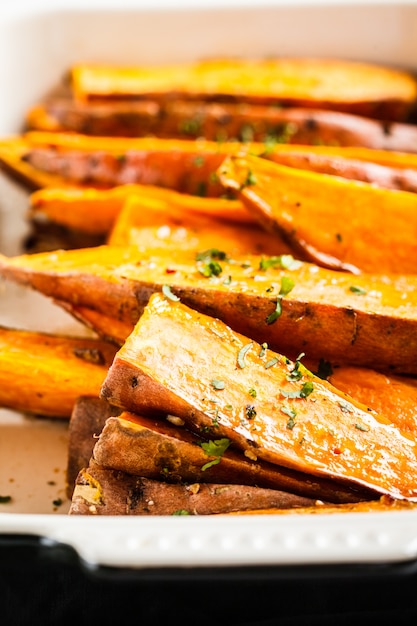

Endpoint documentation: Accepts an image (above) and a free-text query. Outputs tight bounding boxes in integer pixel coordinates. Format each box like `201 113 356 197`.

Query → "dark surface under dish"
1 534 417 626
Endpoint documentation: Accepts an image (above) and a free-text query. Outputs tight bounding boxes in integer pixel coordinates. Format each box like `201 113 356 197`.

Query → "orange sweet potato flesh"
29 184 250 236
0 326 117 418
25 98 417 152
1 246 417 374
328 367 417 437
218 153 417 274
92 412 371 504
107 193 291 256
100 292 417 501
69 461 322 516
71 59 417 121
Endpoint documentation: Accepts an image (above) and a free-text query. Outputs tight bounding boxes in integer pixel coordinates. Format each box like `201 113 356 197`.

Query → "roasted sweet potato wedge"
25 98 417 151
107 193 290 255
3 132 417 194
29 183 250 236
0 326 117 418
71 59 417 121
101 292 417 501
67 396 121 497
92 411 372 504
1 246 417 374
328 367 417 437
218 153 417 274
69 461 327 516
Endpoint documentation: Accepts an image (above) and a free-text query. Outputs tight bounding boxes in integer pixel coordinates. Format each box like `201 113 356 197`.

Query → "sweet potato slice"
1 246 417 374
71 59 417 121
328 367 417 437
25 98 417 151
68 461 326 516
100 293 417 501
107 193 290 256
29 184 250 237
67 396 121 497
4 132 417 194
0 326 117 417
218 153 417 274
92 412 372 504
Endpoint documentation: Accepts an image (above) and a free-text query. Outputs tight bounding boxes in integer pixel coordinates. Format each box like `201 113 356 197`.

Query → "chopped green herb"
200 438 231 470
193 155 205 167
196 248 227 262
211 379 225 390
280 405 297 419
223 275 232 286
0 495 12 504
172 509 191 516
286 353 306 382
162 284 180 301
179 118 201 136
265 275 295 324
286 416 296 430
198 260 223 277
259 254 301 271
339 401 354 413
349 285 368 295
279 276 295 296
245 405 257 419
259 342 268 357
240 168 257 188
248 387 257 398
265 356 279 369
281 381 314 399
266 299 282 325
237 342 253 369
52 498 63 507
355 423 370 432
335 233 343 242
300 381 314 398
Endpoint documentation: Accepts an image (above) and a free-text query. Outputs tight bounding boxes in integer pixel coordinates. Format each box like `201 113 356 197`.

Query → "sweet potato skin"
93 413 371 504
69 462 325 516
4 132 417 194
1 246 417 374
66 396 121 497
25 98 417 152
100 294 417 500
0 326 117 417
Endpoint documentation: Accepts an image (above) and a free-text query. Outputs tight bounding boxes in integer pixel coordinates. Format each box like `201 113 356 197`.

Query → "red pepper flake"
333 447 342 455
165 268 176 274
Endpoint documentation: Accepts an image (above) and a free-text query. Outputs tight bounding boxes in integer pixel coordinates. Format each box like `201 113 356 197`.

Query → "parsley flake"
355 423 370 432
349 285 367 295
200 438 231 470
162 284 180 301
211 379 225 390
237 342 253 369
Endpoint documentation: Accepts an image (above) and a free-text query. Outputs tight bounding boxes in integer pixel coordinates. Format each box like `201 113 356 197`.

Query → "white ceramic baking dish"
1 0 417 571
